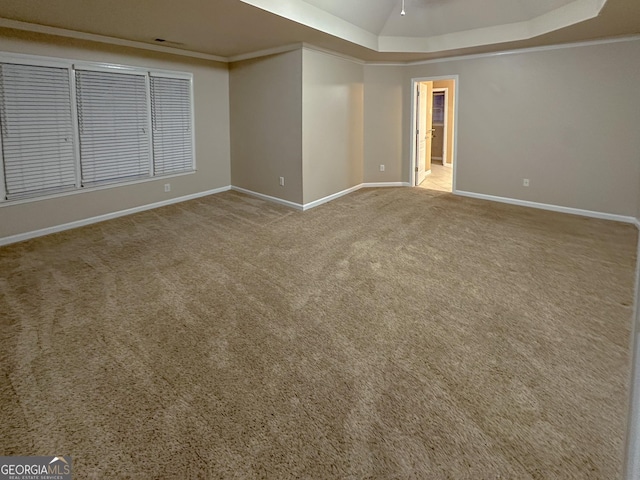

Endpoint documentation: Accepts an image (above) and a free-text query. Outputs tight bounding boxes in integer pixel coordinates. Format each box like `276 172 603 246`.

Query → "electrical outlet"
279 177 285 187
164 183 171 192
380 164 385 172
523 179 529 187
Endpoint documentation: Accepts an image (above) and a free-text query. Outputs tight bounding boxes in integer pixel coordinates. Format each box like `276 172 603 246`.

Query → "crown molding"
1 15 639 68
227 43 303 63
0 17 228 63
301 43 365 65
365 34 640 66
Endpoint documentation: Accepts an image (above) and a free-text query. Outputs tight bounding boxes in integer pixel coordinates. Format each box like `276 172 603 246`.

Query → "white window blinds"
0 63 77 199
0 55 196 204
76 70 151 186
150 75 194 175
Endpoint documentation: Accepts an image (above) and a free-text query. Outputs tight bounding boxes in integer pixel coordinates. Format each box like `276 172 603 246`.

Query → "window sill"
0 170 196 207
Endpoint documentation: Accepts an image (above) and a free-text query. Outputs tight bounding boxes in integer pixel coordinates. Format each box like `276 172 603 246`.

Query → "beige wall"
0 28 230 240
2 30 639 242
302 49 363 204
230 48 364 206
432 79 455 166
410 40 640 216
363 65 406 184
364 39 640 216
230 50 303 204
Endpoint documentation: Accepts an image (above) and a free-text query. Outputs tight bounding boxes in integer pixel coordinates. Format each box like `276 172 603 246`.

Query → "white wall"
364 38 640 217
302 49 364 204
230 50 304 204
0 28 230 240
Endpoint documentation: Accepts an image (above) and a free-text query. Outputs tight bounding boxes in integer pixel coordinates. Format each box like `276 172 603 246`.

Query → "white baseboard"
230 186 304 210
5 183 636 247
455 189 637 224
361 182 411 188
2 182 413 246
233 182 414 212
231 184 366 211
0 186 231 246
302 184 362 210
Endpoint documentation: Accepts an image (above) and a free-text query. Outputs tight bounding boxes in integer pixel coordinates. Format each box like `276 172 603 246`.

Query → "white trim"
1 16 638 67
0 53 72 69
232 183 413 212
148 70 193 80
364 35 640 67
5 182 635 246
227 43 366 66
68 67 82 189
361 182 410 188
73 62 147 75
1 15 639 67
301 44 365 65
144 74 155 177
227 43 303 63
188 77 197 173
454 190 638 224
0 51 194 79
400 34 640 66
0 18 227 63
0 107 5 201
0 170 196 207
231 186 304 210
0 186 231 246
302 184 362 210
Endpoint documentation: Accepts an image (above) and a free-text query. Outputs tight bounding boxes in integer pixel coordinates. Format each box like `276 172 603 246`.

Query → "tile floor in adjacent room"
418 162 453 192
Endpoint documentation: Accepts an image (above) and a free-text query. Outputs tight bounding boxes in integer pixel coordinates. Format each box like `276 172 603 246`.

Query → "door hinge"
415 167 419 172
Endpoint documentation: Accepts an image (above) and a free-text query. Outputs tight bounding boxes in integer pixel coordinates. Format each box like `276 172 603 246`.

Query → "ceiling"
0 0 638 63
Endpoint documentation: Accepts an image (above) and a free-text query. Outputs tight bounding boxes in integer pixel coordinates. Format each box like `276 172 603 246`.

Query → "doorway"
410 76 458 192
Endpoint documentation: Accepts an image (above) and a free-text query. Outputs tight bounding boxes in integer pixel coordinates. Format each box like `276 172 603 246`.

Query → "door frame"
432 87 448 165
415 81 432 186
409 75 459 191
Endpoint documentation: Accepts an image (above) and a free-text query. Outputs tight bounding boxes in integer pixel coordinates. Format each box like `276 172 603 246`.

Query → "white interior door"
416 81 433 185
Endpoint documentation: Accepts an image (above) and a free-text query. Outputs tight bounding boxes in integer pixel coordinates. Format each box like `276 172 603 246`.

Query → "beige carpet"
0 187 636 479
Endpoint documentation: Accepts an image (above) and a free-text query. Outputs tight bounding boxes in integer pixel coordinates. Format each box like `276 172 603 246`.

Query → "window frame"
75 67 153 186
149 71 196 176
0 52 196 206
0 116 5 202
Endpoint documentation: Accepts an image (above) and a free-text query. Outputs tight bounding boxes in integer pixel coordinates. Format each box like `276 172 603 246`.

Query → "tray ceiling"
0 0 637 62
241 0 607 52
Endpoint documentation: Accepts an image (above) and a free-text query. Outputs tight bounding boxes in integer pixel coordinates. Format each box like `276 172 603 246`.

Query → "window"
150 75 194 175
76 69 151 186
0 63 77 200
432 92 445 124
0 54 195 203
